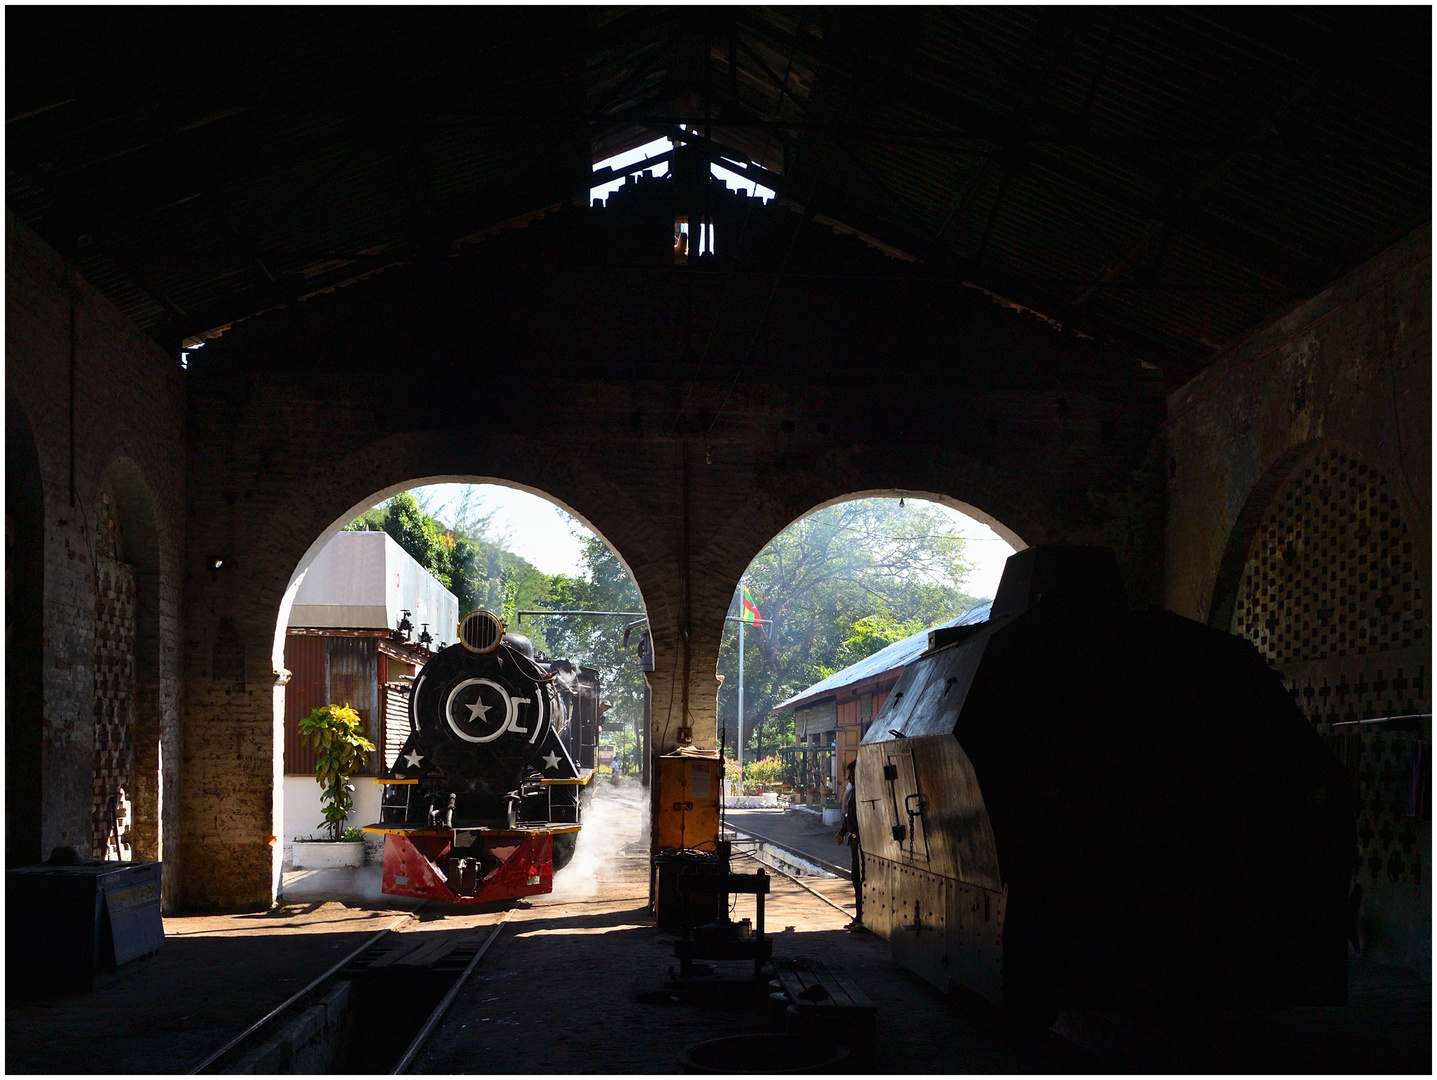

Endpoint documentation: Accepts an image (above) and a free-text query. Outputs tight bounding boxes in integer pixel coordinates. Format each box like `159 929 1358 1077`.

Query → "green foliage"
540 534 648 762
743 755 787 788
298 703 377 841
838 613 928 669
340 826 365 843
719 498 986 759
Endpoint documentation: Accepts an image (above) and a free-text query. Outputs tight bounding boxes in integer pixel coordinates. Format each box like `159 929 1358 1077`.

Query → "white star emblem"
402 748 424 769
465 699 493 722
541 751 561 771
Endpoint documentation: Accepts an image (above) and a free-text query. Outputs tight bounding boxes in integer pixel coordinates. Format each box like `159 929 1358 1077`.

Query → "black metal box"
7 861 164 995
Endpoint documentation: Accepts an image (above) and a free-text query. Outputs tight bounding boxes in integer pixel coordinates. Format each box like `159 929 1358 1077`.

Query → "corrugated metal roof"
774 602 994 714
5 7 1427 376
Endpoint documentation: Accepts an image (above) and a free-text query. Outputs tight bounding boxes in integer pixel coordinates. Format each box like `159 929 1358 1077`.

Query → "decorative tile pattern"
1328 730 1426 886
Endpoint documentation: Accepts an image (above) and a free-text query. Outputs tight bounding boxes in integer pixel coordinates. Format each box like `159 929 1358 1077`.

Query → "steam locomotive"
366 610 599 904
858 546 1355 1021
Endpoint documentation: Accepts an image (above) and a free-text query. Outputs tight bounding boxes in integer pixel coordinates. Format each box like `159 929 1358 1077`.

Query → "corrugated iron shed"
774 601 994 714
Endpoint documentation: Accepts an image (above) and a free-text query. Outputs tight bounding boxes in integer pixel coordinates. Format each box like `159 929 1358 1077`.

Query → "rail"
391 909 514 1074
186 906 515 1076
186 912 416 1074
723 825 856 920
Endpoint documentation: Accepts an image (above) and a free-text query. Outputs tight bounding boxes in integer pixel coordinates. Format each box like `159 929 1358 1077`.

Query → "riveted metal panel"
887 863 948 991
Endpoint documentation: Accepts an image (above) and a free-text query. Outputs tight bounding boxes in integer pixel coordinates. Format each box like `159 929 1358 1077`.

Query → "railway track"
187 909 513 1075
185 819 841 1074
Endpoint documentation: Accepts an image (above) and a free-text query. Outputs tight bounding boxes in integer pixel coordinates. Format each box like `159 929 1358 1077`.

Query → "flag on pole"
741 582 762 625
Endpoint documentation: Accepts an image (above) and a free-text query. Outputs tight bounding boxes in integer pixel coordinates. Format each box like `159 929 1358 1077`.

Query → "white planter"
291 840 365 869
761 791 780 807
822 807 841 826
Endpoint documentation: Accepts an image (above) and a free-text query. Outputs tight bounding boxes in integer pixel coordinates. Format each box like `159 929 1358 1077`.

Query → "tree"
718 498 985 759
539 534 648 763
345 491 649 759
345 492 558 647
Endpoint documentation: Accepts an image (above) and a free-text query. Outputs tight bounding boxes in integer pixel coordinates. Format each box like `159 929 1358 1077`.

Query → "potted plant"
291 703 376 870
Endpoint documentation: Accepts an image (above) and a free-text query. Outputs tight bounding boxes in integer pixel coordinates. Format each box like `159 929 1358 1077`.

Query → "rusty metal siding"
326 636 378 776
283 635 326 775
283 634 380 775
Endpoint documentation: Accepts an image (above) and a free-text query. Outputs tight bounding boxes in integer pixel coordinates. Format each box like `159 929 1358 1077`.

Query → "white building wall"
281 774 383 850
288 530 458 640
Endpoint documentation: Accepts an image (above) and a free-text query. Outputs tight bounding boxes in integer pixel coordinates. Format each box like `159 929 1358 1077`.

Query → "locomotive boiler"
366 610 599 904
857 546 1354 1021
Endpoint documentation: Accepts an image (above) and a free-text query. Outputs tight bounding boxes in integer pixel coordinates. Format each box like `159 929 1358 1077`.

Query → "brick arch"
96 456 184 902
698 485 1028 677
260 454 656 680
774 488 1027 553
1209 441 1431 905
1211 438 1429 718
1208 440 1326 636
179 202 1167 907
186 430 661 907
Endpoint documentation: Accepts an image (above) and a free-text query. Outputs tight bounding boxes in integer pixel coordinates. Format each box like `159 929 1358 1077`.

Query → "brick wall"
5 212 186 908
177 192 1168 907
1166 224 1431 973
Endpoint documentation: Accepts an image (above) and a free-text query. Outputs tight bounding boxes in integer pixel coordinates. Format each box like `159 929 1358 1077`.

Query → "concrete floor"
725 804 860 878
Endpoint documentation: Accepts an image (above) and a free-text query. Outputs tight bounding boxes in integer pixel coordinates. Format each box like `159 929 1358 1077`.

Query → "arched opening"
7 397 45 867
94 457 165 871
270 478 651 903
716 492 1021 804
1212 440 1431 969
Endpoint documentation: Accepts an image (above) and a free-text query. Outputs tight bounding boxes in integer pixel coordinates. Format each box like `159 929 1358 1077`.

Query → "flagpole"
737 578 745 771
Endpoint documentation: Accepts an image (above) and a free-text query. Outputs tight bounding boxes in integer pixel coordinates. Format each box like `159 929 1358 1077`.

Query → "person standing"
835 758 868 932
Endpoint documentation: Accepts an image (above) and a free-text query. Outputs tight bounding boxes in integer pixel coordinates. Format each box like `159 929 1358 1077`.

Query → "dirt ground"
414 782 1097 1074
417 782 1432 1075
9 784 1427 1074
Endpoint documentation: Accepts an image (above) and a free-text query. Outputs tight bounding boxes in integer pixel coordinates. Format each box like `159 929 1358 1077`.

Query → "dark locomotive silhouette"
366 610 600 904
857 546 1355 1020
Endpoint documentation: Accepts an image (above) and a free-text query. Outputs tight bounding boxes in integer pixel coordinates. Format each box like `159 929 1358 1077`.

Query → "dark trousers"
849 839 863 922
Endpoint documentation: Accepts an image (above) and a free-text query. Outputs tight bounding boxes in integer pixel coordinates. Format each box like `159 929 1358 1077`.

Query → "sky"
411 483 1016 601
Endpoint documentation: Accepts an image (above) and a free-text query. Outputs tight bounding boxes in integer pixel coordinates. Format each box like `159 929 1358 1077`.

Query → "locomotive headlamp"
459 609 505 654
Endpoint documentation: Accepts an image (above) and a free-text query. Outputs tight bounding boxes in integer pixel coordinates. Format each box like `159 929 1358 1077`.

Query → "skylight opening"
179 339 205 370
589 137 776 207
711 160 775 203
